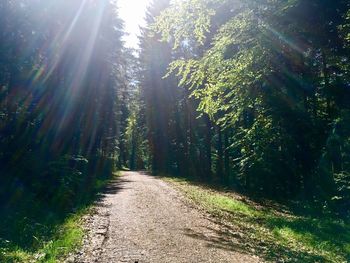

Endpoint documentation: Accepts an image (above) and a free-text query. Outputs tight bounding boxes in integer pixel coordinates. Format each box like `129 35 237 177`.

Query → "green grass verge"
0 173 118 263
164 177 350 263
0 209 86 263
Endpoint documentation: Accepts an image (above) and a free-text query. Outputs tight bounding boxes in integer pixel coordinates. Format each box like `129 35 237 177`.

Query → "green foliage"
38 212 84 263
156 0 217 48
0 172 113 263
0 0 125 204
0 209 85 263
167 177 350 262
152 0 350 203
319 110 350 212
40 156 88 209
339 9 350 45
124 97 150 170
1 0 349 258
0 0 126 261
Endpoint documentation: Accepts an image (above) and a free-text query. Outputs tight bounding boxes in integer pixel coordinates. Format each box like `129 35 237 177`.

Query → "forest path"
74 171 261 263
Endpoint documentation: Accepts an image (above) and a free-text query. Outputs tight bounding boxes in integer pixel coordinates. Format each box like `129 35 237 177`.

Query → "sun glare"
118 0 152 48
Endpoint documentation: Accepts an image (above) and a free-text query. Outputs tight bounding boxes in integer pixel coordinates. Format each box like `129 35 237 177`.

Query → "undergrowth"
0 173 116 262
164 177 350 263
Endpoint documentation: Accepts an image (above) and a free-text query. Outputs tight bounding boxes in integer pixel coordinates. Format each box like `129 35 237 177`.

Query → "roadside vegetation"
0 1 128 262
1 0 349 261
165 176 350 263
0 173 115 263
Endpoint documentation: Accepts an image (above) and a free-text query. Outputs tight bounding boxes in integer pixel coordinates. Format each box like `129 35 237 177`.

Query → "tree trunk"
216 126 224 183
204 115 212 181
224 130 230 185
321 49 332 121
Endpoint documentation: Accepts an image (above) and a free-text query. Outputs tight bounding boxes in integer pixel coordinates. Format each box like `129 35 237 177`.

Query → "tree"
0 0 127 210
153 0 350 200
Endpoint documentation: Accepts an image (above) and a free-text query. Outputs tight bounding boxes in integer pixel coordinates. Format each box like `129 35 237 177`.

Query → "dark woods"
137 0 350 214
0 0 126 212
0 0 349 219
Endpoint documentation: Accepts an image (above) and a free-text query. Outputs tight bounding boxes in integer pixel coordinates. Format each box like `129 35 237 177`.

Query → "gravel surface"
73 171 262 263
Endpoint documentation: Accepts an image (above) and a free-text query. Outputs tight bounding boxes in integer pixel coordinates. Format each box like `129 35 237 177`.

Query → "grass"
0 173 117 263
0 209 86 263
39 211 85 263
164 176 350 263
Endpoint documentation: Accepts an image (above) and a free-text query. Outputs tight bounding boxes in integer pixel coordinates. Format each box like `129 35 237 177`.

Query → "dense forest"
0 0 349 261
0 0 128 211
135 0 350 210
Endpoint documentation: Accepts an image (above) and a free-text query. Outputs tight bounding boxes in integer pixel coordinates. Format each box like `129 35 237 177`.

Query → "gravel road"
73 171 261 263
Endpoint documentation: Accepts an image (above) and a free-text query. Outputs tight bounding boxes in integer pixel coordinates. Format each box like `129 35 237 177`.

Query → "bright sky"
118 0 152 49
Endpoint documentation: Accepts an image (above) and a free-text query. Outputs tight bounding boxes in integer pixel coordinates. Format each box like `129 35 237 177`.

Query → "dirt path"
73 171 262 263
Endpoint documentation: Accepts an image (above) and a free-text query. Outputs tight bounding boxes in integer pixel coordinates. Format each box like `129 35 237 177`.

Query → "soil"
72 171 262 263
